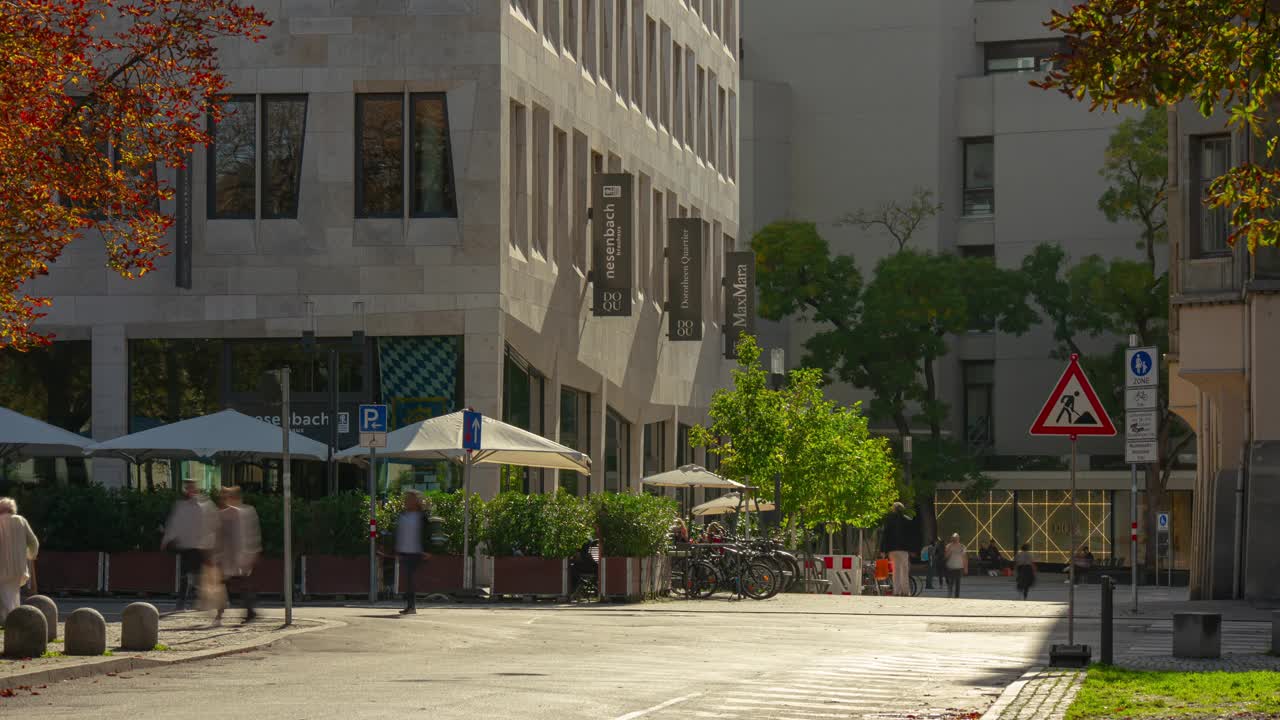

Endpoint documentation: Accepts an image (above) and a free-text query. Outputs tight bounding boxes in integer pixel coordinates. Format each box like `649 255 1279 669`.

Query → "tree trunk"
1142 467 1168 577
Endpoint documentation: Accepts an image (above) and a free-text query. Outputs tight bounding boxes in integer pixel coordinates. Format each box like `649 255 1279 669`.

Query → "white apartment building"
4 0 741 500
741 0 1193 565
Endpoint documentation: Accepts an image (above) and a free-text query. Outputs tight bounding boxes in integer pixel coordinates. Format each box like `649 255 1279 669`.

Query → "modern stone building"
7 0 741 500
1167 108 1280 600
740 0 1194 565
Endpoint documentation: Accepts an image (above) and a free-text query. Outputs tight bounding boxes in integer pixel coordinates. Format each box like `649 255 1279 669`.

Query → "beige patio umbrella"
691 492 776 517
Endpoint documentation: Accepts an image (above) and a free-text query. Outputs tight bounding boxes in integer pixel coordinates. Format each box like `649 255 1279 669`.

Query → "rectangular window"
984 40 1067 75
712 0 721 38
601 0 614 86
631 0 643 108
677 424 691 466
528 0 540 31
209 95 256 219
616 0 629 101
261 95 307 219
684 48 695 148
643 421 665 477
963 138 994 217
961 245 997 331
652 188 663 296
558 386 591 495
696 66 706 160
964 361 995 449
356 94 404 218
583 0 596 76
727 89 737 180
509 101 529 252
573 131 589 270
645 16 657 123
605 408 631 493
707 70 718 169
710 220 721 319
554 128 568 264
545 0 560 48
1194 135 1231 256
532 106 550 258
672 43 683 142
638 173 651 293
724 0 735 52
717 85 726 174
659 24 672 130
410 93 457 217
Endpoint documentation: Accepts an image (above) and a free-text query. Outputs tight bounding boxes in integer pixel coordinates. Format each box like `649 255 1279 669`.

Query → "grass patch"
102 650 113 656
152 644 171 652
39 650 63 659
1067 665 1280 719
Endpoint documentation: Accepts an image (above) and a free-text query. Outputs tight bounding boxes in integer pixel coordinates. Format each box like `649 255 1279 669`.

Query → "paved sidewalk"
979 667 1085 720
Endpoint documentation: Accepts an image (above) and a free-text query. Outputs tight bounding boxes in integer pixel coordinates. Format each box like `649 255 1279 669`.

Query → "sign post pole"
1124 341 1159 611
460 410 483 591
1069 434 1077 646
368 444 377 605
281 367 293 627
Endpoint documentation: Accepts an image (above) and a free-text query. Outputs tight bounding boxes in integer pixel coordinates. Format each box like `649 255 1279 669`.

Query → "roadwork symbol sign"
1029 355 1117 437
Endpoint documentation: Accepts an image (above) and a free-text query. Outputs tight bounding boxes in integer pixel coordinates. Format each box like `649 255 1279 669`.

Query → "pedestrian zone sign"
1029 355 1117 437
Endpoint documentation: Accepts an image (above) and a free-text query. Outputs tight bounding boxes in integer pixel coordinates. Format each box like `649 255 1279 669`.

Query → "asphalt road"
3 578 1257 719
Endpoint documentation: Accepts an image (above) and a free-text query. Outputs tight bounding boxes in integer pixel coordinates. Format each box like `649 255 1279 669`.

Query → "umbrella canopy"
642 464 744 489
691 492 775 517
334 410 590 474
0 406 92 461
85 409 329 463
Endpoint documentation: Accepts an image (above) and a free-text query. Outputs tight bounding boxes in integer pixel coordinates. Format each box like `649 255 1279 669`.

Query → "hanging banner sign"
667 218 703 341
592 173 633 317
723 251 755 358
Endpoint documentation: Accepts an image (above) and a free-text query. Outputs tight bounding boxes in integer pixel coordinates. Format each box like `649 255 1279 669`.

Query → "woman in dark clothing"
1014 543 1036 600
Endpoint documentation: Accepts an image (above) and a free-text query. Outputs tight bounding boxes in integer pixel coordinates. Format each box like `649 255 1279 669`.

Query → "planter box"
242 556 286 594
490 556 566 597
107 551 178 594
33 551 103 593
600 555 666 601
301 555 369 596
394 555 465 595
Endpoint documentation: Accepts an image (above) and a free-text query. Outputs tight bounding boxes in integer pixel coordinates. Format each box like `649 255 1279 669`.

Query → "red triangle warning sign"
1029 355 1117 437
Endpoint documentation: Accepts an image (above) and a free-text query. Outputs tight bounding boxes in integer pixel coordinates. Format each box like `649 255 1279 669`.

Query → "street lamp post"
769 348 785 529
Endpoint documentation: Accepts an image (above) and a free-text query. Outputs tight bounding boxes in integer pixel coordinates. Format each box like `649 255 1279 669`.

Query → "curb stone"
979 666 1085 720
0 618 342 692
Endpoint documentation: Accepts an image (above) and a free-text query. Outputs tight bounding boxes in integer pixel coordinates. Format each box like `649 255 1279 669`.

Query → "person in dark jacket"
879 502 917 597
394 491 445 615
932 537 949 590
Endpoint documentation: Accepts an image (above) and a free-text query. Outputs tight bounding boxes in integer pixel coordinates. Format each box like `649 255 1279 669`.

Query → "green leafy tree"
1021 111 1190 570
691 335 786 488
1036 0 1279 251
753 218 1036 539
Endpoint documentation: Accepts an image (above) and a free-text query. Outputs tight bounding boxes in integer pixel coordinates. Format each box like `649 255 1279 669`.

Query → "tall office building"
741 0 1193 565
4 0 741 499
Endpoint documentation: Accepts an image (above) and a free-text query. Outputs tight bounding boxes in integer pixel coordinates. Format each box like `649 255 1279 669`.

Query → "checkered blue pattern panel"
377 336 460 429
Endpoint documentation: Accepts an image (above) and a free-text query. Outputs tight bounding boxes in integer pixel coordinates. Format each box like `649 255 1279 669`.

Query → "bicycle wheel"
690 560 719 599
743 561 780 600
773 552 801 593
910 574 922 597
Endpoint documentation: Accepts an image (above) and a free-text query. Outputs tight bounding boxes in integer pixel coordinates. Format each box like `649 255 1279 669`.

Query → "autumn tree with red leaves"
0 0 268 349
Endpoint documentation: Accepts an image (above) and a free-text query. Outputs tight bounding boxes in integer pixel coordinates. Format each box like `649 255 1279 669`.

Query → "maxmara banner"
592 173 633 317
724 251 755 358
667 218 703 341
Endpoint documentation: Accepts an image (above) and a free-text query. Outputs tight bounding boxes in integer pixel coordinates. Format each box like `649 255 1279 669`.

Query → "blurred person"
671 517 690 544
879 502 916 597
396 490 432 615
922 537 940 590
944 533 969 599
1014 543 1037 600
215 486 261 625
932 536 948 590
161 479 216 611
0 497 38 624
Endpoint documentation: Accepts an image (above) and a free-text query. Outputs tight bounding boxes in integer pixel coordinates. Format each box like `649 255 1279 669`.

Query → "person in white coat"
161 479 216 611
214 486 261 625
0 497 39 624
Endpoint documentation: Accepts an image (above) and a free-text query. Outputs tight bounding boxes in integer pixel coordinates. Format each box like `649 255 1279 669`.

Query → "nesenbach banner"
724 251 755 358
592 173 633 317
667 218 703 341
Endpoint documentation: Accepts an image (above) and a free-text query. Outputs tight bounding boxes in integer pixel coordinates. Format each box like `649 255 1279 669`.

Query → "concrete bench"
1173 612 1221 659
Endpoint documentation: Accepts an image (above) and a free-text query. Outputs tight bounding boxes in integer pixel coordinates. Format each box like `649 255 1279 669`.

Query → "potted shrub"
241 493 284 595
299 492 370 596
594 493 676 601
484 491 593 597
383 491 480 596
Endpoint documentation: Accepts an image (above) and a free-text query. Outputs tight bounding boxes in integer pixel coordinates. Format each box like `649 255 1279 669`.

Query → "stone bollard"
64 608 108 656
1173 612 1222 659
22 594 59 642
2 606 48 659
121 602 160 652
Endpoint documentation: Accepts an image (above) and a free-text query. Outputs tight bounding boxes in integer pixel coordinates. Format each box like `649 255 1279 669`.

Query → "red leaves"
0 0 270 349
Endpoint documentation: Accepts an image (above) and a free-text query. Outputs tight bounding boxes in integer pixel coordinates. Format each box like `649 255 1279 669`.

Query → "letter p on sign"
359 404 388 433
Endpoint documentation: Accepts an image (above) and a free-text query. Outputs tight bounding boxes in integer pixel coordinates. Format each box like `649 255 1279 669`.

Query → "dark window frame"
260 94 309 220
983 40 1068 76
1191 134 1233 258
963 360 995 450
409 92 459 219
355 93 405 219
207 94 257 220
962 137 995 217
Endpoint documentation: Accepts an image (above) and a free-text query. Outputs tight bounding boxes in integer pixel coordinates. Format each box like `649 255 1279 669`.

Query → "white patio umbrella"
85 409 329 463
691 492 775 517
334 410 591 589
0 406 93 462
641 464 745 489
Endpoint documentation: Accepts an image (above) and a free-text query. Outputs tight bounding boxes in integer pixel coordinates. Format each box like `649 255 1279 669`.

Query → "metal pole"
282 367 293 627
462 453 473 589
368 444 377 604
1068 435 1077 646
1101 576 1114 665
329 347 339 495
1131 461 1139 611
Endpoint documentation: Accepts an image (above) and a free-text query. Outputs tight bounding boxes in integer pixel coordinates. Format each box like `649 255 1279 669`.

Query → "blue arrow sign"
462 410 482 451
358 404 388 433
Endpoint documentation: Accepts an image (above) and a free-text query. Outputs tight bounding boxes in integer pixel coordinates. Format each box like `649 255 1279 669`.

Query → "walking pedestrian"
944 533 968 599
215 487 261 625
879 502 916 597
1014 543 1037 600
922 538 938 589
0 497 38 624
161 479 216 612
396 490 434 616
932 537 949 590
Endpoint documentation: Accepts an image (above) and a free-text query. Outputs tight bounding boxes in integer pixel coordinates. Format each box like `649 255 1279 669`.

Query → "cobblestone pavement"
978 667 1085 720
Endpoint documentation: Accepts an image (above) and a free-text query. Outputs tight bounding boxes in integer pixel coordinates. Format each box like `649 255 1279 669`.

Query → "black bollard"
1101 575 1114 665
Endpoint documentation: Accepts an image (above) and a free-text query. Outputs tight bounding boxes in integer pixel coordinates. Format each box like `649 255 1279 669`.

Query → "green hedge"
594 493 677 558
376 490 482 556
480 491 595 559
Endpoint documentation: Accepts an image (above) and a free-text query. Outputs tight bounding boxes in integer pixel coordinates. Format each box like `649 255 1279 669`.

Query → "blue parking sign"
359 404 388 433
